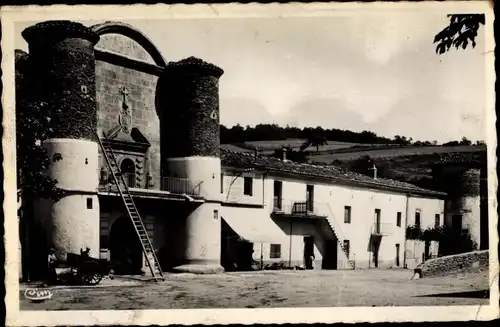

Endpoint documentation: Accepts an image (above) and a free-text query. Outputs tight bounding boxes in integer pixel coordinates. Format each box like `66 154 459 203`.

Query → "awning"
222 213 288 244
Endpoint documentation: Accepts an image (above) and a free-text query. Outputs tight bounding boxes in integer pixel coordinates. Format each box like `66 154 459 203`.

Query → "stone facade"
95 58 160 189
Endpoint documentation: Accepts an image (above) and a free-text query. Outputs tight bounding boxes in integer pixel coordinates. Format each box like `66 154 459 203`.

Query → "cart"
60 248 113 286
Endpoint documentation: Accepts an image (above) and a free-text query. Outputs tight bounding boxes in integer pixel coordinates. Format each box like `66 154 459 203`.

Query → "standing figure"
46 248 57 285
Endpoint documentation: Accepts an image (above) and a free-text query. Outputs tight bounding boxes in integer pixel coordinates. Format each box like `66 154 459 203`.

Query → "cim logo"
24 288 55 302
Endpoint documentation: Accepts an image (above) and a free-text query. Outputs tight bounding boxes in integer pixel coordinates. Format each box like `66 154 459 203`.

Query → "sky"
14 12 488 143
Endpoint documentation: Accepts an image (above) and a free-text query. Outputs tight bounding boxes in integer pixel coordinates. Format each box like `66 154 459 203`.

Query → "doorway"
303 236 315 269
110 216 143 275
120 158 136 188
395 243 400 267
371 238 380 268
452 214 463 233
322 239 338 269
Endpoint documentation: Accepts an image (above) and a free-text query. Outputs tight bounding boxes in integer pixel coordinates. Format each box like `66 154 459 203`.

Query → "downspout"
404 192 411 269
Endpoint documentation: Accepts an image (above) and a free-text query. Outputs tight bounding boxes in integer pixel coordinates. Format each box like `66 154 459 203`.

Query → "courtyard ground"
19 268 490 310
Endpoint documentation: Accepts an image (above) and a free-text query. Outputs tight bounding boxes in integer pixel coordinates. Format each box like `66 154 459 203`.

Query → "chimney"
282 148 287 162
372 164 378 180
254 147 259 159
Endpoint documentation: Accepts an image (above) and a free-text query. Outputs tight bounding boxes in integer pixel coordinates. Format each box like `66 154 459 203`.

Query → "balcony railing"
371 223 393 236
99 171 202 197
272 198 325 218
161 177 202 197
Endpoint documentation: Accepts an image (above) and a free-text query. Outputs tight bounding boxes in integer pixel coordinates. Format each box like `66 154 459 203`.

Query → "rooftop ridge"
220 147 446 197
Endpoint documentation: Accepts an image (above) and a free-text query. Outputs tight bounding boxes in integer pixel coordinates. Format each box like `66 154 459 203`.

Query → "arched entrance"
120 158 136 188
110 216 143 275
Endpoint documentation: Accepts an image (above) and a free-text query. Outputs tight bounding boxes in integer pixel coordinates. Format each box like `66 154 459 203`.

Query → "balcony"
272 198 327 219
99 171 202 197
160 177 202 197
371 223 393 236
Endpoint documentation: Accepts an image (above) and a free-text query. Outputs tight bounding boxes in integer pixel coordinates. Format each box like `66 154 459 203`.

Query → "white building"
220 149 446 271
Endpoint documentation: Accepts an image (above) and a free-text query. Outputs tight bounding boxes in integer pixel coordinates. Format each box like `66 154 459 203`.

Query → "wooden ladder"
97 132 164 280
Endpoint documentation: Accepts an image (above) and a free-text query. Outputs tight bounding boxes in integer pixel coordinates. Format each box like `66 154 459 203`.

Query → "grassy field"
309 145 485 163
20 268 489 310
222 139 370 154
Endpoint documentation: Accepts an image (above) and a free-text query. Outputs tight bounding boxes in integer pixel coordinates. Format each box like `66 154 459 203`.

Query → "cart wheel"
81 272 103 285
79 260 103 285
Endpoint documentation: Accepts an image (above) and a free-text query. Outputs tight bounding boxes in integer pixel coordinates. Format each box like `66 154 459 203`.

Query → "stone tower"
432 154 484 249
159 57 224 274
23 21 101 263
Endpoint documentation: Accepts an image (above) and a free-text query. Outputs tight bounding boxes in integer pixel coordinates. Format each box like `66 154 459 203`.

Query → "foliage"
220 124 401 145
299 129 329 152
434 14 485 54
406 225 424 240
16 50 63 202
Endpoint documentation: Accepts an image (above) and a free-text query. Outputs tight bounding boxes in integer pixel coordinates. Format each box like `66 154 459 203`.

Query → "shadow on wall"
159 203 201 271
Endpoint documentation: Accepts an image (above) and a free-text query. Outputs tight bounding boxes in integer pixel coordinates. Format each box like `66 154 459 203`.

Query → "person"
309 254 315 270
47 248 57 284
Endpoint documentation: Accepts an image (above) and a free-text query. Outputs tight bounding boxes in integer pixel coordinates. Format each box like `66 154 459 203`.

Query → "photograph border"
2 2 498 325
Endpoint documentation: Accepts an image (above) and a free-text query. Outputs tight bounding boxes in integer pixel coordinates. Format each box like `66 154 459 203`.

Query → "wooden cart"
63 249 113 286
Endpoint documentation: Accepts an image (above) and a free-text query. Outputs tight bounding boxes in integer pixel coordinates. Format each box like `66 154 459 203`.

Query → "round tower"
23 21 101 262
159 57 224 274
432 154 482 248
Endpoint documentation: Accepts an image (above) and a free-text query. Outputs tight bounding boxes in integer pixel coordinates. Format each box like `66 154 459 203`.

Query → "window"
243 177 253 196
435 214 440 228
214 210 219 220
86 198 93 209
270 244 281 259
220 173 224 193
306 185 314 211
396 212 402 227
343 240 350 258
344 206 352 224
415 211 421 228
273 181 283 210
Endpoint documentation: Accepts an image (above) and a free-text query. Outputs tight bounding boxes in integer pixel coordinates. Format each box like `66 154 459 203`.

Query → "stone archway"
109 216 143 275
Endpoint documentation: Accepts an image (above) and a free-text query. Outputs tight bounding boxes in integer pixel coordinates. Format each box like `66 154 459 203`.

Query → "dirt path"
20 269 490 310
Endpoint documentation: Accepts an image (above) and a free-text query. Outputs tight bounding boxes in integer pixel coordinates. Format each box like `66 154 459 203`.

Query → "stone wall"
418 250 489 277
95 60 161 189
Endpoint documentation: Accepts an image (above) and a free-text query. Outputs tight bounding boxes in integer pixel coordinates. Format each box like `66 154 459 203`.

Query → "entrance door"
322 240 337 269
395 243 400 267
452 215 463 233
372 238 380 268
110 216 143 275
303 236 315 269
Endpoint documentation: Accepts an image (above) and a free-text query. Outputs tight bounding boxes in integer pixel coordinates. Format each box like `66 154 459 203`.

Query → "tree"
434 14 485 54
16 50 63 204
300 129 328 153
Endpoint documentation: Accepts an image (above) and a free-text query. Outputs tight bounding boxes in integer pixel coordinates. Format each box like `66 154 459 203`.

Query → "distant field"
310 145 486 163
222 139 371 154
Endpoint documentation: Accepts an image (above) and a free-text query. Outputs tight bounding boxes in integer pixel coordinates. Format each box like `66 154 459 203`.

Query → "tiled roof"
220 149 446 197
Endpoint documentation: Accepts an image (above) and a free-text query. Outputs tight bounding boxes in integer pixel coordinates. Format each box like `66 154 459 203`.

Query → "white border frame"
2 2 498 325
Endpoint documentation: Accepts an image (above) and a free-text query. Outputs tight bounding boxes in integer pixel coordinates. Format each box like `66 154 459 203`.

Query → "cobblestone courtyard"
20 268 490 310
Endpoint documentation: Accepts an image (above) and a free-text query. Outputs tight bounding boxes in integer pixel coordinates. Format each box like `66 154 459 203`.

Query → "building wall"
95 35 161 190
220 171 445 270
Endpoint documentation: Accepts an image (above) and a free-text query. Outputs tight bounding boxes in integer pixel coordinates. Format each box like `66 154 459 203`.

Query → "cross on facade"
119 86 130 109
